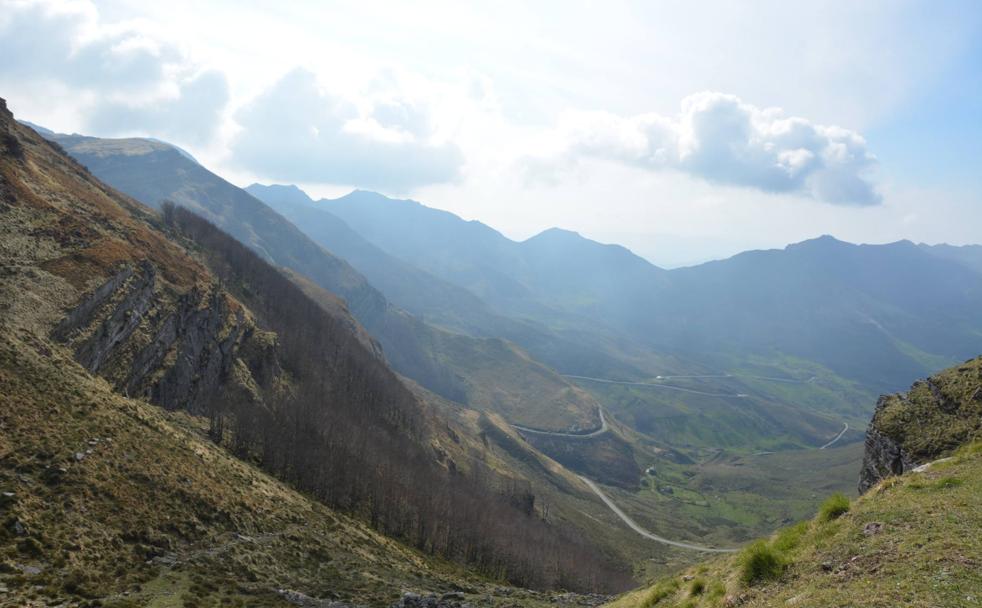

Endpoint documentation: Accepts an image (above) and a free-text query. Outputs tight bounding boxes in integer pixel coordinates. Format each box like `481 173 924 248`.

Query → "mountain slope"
920 242 982 276
42 130 600 433
658 237 982 389
244 183 519 337
609 356 982 608
319 190 669 323
0 100 628 595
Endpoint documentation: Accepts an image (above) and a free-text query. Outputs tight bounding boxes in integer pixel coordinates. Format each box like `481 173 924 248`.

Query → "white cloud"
0 0 227 144
86 70 229 145
526 92 881 205
229 68 463 192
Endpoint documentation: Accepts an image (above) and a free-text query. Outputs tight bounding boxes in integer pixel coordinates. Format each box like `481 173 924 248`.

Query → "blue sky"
866 34 982 191
1 0 980 266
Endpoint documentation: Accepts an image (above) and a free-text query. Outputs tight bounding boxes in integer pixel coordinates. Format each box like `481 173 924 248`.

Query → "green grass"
737 541 784 585
688 579 705 596
816 493 850 522
607 440 982 608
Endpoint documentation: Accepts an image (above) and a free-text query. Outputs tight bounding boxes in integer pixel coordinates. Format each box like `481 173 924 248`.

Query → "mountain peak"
786 234 852 252
534 227 583 240
245 183 314 207
337 189 416 206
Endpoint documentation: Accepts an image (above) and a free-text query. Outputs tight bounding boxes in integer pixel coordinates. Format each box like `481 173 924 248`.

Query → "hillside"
0 98 630 599
609 356 982 608
40 130 601 434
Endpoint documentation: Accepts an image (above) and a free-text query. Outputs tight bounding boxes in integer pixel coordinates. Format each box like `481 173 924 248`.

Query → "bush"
738 541 784 586
817 493 850 522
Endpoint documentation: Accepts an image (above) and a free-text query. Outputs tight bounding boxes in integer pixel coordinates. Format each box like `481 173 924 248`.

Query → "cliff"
859 356 982 492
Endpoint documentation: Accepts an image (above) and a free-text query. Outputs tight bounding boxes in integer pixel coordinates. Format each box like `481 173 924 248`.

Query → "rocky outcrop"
858 357 982 493
857 396 916 493
54 261 268 416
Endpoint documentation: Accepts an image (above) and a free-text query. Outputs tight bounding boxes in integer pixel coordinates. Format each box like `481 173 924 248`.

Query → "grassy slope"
611 356 982 608
0 333 490 607
872 357 982 464
609 443 982 608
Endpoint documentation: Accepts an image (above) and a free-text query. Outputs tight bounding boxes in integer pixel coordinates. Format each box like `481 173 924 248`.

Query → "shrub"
738 541 784 586
818 493 850 522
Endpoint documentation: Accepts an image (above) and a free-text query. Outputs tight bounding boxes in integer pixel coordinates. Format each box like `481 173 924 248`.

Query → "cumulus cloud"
0 0 227 144
229 69 463 192
529 92 881 205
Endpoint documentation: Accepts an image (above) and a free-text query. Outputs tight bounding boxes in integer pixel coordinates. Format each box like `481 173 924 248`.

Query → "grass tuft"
640 578 680 608
738 540 784 586
817 493 850 522
688 578 705 596
772 520 809 553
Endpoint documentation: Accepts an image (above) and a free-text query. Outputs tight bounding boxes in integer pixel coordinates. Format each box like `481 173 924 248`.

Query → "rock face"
858 396 917 493
53 262 269 416
858 357 982 493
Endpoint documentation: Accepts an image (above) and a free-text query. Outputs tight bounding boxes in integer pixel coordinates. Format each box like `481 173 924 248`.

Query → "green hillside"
610 356 982 608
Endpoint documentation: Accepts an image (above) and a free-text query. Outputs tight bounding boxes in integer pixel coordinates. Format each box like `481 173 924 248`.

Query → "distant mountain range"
251 184 982 393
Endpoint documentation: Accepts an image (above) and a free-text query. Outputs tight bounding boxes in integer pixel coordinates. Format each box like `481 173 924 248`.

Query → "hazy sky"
2 0 980 266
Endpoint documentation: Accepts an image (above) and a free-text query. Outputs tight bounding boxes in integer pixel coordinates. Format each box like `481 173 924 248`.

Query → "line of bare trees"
162 203 631 592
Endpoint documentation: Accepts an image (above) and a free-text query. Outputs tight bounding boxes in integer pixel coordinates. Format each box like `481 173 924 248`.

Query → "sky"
1 0 980 267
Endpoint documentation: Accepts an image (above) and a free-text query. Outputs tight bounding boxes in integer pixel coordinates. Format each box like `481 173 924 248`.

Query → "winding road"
511 409 738 552
511 408 609 438
507 371 851 551
561 374 749 398
578 476 736 553
818 422 849 450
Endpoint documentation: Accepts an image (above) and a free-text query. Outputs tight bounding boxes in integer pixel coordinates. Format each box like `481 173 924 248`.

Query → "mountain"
310 190 982 393
612 356 982 608
247 186 875 449
244 183 534 338
319 190 669 324
0 100 631 600
246 183 674 383
41 130 602 434
657 237 982 389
